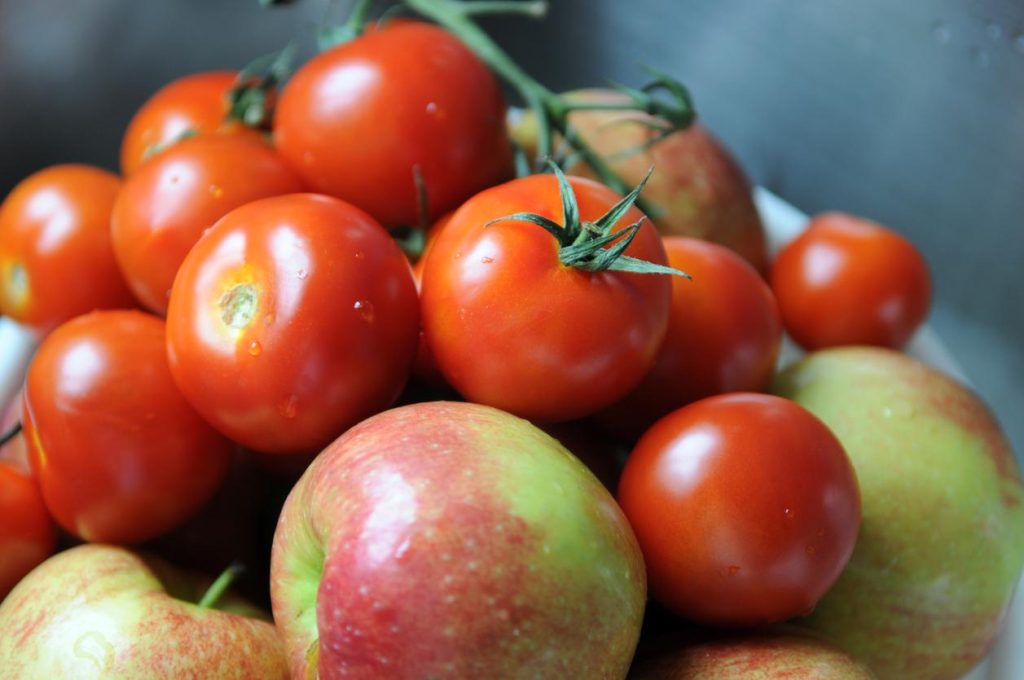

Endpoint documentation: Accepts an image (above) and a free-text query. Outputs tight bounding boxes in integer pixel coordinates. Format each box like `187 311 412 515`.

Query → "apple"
629 628 875 679
0 544 289 679
508 90 768 272
271 400 647 679
772 346 1024 679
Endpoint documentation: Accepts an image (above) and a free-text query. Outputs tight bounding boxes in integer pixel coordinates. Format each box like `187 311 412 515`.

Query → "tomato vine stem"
402 0 695 216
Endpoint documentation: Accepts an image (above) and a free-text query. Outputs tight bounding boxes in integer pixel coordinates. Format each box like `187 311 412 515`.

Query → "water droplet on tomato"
481 256 494 264
354 300 375 322
727 565 740 576
805 545 817 555
297 269 307 280
354 251 365 260
248 340 262 356
208 184 224 198
454 251 462 259
279 394 297 419
784 507 794 518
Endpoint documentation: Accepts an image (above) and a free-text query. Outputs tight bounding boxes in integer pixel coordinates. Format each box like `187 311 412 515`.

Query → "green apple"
629 628 876 679
0 544 288 679
773 346 1024 679
271 400 647 679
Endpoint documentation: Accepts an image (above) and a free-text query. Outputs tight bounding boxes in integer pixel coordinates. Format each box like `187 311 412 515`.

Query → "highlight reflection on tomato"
22 310 233 545
166 193 420 455
618 393 861 627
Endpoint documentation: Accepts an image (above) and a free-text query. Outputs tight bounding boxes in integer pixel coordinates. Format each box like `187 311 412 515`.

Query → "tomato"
617 393 860 627
22 310 233 544
0 390 55 599
111 134 305 315
0 463 56 599
274 21 513 228
420 173 672 422
120 71 246 175
166 193 420 455
599 237 782 442
770 212 931 350
0 165 136 332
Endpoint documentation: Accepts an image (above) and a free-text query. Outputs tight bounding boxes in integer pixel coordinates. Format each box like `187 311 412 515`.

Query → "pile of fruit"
0 1 1021 678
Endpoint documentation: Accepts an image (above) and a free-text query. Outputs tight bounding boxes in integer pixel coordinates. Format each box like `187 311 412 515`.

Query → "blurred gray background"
1 0 1021 456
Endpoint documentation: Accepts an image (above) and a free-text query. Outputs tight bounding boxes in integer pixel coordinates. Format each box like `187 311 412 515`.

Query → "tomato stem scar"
219 283 259 329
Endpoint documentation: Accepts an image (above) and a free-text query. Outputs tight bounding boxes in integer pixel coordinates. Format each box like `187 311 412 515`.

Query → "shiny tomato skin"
770 212 931 350
618 393 860 627
600 237 783 442
166 193 420 455
0 463 56 599
21 310 233 545
120 71 242 175
274 21 513 228
0 165 136 332
420 174 672 423
111 134 305 315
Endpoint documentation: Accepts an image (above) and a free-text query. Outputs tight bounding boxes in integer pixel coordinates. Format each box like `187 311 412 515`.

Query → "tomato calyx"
489 164 688 276
226 43 296 128
219 284 260 329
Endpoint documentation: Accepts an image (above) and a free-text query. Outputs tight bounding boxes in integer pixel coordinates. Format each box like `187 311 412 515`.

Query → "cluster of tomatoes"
0 9 934 657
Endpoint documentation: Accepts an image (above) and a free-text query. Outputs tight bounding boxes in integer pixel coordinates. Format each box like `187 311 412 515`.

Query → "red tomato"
770 212 931 350
111 134 305 315
420 173 672 422
274 21 513 228
0 463 56 599
0 165 136 332
22 310 232 544
618 393 860 627
600 237 782 442
166 193 420 455
121 71 250 175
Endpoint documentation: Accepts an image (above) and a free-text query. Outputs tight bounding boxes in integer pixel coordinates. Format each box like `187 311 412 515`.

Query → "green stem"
343 0 377 37
403 0 664 214
458 0 547 17
197 563 245 610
